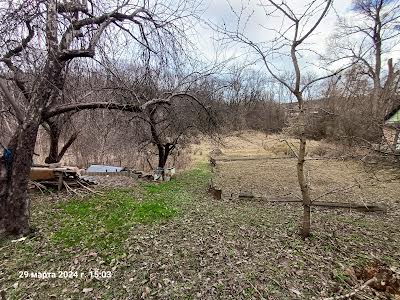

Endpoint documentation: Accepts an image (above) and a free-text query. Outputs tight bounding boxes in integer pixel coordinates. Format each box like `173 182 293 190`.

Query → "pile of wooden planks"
30 164 96 192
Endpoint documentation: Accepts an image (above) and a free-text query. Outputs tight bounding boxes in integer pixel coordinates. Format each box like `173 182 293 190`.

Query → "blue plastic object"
3 148 12 172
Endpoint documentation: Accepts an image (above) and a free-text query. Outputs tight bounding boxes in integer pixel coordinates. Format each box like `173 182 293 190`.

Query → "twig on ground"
322 277 377 300
63 181 83 197
312 184 359 202
30 181 47 194
76 180 103 195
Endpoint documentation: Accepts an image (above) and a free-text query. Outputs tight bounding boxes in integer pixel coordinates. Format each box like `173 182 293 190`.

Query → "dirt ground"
1 131 400 299
194 131 400 208
191 131 400 299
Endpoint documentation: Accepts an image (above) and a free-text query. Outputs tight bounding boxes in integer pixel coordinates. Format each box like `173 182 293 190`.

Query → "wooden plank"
312 201 386 212
30 167 56 181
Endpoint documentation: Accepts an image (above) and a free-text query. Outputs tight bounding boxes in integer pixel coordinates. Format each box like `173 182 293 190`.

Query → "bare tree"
329 0 400 119
43 115 78 164
220 0 346 238
0 0 194 236
145 94 212 171
117 67 216 175
223 65 285 132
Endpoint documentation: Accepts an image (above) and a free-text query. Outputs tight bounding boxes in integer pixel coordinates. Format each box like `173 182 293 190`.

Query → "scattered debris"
11 236 27 243
164 167 176 181
153 167 176 181
79 176 98 185
29 164 96 193
325 262 400 300
354 261 400 295
238 191 255 199
141 174 154 181
82 287 93 293
323 277 377 300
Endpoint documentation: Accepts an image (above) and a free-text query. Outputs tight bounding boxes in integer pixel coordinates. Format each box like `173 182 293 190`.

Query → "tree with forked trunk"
0 0 194 237
128 88 215 176
43 115 79 164
147 93 213 171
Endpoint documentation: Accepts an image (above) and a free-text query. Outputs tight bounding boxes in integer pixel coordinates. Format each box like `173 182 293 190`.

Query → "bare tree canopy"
0 0 198 236
328 0 400 118
218 0 341 238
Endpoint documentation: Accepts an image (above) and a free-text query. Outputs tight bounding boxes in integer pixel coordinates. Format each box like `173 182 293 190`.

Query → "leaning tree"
0 0 195 236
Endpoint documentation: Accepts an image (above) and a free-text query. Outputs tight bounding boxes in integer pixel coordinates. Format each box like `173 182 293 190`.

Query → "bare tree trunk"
0 117 40 235
0 47 65 234
44 124 78 164
0 157 8 235
292 31 312 238
372 83 382 118
157 145 166 169
157 143 173 169
372 5 382 118
45 124 61 163
297 106 312 238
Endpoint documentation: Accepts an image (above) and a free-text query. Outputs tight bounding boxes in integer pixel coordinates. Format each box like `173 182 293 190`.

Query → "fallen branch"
237 194 386 212
312 201 385 212
76 180 103 195
30 181 48 194
63 181 82 197
322 277 377 300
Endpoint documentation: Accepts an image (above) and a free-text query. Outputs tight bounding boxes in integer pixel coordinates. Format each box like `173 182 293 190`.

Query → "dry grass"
215 159 400 206
1 132 399 299
204 132 400 208
191 130 335 160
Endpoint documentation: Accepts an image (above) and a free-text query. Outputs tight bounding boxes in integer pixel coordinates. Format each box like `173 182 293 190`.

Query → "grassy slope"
0 164 210 299
0 152 399 299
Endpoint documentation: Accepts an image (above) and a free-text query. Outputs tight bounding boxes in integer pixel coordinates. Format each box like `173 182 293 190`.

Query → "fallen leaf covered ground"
1 132 399 299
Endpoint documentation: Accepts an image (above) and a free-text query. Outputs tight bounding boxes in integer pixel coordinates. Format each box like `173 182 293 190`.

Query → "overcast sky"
185 0 400 76
193 0 352 62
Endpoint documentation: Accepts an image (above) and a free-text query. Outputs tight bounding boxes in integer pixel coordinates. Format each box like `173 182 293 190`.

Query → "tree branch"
297 0 333 45
0 79 24 123
43 99 170 119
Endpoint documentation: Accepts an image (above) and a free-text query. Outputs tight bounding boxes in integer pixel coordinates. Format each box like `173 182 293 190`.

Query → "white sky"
185 0 400 78
193 0 352 63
